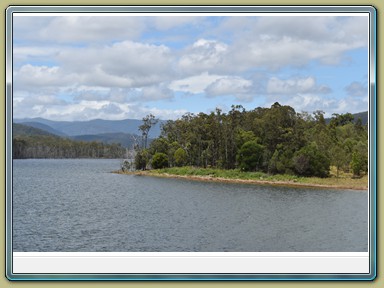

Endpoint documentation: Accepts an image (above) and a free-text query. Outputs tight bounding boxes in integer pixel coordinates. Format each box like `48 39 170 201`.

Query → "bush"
134 149 149 170
268 148 294 174
174 148 187 167
350 151 362 177
152 152 169 169
293 143 330 177
236 140 265 172
121 160 132 172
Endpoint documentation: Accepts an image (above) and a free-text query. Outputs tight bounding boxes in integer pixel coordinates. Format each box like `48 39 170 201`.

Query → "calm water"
12 159 368 252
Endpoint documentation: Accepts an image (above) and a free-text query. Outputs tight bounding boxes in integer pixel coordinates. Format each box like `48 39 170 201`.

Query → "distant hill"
13 123 60 138
16 121 67 136
13 117 165 138
325 111 368 125
13 122 153 148
12 123 126 159
351 111 368 125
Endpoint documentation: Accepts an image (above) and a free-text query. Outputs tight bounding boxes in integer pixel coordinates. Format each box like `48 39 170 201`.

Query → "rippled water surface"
12 159 368 252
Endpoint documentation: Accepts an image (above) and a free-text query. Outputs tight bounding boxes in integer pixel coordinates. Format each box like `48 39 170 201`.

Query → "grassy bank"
116 166 368 190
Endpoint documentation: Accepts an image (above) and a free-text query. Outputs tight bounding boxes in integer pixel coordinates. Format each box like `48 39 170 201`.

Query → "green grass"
145 166 368 190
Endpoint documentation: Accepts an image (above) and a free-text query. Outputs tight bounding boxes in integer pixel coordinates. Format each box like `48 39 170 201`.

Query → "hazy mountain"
14 123 150 149
13 117 165 138
351 111 368 125
15 121 68 136
13 123 60 138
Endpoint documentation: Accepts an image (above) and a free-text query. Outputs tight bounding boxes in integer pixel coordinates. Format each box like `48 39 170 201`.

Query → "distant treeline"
135 103 368 178
13 134 125 159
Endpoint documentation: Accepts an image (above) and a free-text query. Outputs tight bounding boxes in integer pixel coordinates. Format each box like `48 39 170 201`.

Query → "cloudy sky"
12 13 369 121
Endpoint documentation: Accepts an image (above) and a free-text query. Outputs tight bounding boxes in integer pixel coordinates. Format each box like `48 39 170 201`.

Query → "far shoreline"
113 170 368 191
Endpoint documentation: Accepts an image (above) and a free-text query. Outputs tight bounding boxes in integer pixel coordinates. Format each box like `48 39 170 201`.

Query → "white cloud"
170 73 256 102
139 85 174 101
57 100 130 121
14 40 174 96
269 93 335 116
14 64 72 89
15 99 124 121
44 101 186 121
267 92 367 117
169 72 223 94
100 41 172 79
13 88 181 121
225 16 368 70
234 38 362 70
57 41 173 88
14 16 144 44
345 81 367 98
13 46 61 66
12 15 369 121
135 106 188 121
331 97 368 115
205 76 253 97
178 39 228 74
267 76 331 95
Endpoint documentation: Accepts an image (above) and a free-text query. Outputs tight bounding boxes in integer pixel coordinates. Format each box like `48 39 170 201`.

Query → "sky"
12 13 369 121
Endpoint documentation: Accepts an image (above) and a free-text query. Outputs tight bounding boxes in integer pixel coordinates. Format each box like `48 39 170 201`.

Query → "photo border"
4 4 377 281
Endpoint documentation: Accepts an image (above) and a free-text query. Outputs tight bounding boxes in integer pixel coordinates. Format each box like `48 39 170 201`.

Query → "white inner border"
13 252 369 274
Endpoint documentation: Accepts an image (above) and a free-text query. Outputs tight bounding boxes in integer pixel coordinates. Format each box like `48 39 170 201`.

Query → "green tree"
235 129 257 150
268 145 294 175
13 138 27 159
293 143 330 177
350 150 365 178
139 114 158 149
354 141 368 173
330 144 348 178
152 152 169 169
237 140 265 172
134 149 149 170
330 113 354 127
174 147 187 167
149 137 169 155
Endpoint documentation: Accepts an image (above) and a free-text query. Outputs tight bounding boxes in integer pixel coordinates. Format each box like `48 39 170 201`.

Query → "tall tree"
138 114 159 149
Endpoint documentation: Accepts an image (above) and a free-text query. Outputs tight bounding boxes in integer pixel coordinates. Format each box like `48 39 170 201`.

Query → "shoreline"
114 170 368 191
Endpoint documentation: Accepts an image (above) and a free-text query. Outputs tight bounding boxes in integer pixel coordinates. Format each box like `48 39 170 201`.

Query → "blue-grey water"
12 159 368 252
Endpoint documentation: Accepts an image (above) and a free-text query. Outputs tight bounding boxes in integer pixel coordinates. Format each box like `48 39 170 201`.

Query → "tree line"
133 103 368 178
13 135 125 159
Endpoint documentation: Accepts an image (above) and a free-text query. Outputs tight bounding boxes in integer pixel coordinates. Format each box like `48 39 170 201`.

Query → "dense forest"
13 102 368 178
13 124 125 159
132 103 368 178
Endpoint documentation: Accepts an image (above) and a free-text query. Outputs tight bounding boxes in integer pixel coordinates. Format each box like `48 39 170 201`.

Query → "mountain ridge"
13 123 60 138
14 117 165 138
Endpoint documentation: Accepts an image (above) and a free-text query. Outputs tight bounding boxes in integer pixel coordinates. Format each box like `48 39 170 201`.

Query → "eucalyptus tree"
138 114 159 149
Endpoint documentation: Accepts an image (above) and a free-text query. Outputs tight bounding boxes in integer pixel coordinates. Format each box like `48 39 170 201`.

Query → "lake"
12 159 368 252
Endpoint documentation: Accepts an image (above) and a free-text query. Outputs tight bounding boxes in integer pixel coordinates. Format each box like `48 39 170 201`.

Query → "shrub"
152 152 169 169
134 149 149 170
350 151 362 177
293 143 330 178
236 140 265 172
174 148 187 167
